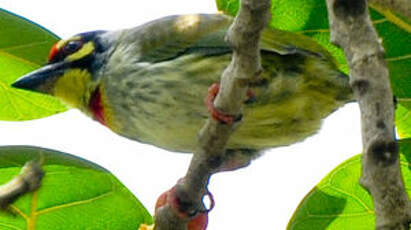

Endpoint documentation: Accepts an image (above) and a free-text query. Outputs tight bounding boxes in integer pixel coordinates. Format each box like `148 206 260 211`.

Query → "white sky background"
0 1 362 229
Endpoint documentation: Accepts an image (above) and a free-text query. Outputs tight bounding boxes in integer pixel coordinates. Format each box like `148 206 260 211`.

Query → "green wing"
260 28 337 65
130 14 232 63
131 13 337 67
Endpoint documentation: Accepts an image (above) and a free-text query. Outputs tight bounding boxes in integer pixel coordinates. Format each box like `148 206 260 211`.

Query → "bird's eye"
48 40 84 63
63 40 83 54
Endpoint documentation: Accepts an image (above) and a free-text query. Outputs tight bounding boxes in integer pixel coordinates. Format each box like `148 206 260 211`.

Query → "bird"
12 13 353 171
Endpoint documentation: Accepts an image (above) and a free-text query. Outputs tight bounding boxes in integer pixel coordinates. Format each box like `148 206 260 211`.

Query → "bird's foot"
205 83 255 124
205 83 235 124
215 149 258 172
244 88 257 104
216 157 251 172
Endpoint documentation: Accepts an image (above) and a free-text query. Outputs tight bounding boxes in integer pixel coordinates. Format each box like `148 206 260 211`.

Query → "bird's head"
12 30 114 124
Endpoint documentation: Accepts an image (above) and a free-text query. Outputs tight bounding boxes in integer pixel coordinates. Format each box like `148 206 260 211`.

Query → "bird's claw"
244 89 256 104
205 83 254 124
205 83 235 124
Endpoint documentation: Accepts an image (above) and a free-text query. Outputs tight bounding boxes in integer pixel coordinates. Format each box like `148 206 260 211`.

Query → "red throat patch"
89 87 106 126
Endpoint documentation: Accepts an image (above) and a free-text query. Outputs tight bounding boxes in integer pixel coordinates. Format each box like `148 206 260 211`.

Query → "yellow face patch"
53 68 92 109
66 42 95 61
55 39 67 50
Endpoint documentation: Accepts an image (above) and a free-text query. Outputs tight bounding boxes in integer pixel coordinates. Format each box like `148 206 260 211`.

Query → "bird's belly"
104 53 350 153
104 54 226 152
112 89 337 153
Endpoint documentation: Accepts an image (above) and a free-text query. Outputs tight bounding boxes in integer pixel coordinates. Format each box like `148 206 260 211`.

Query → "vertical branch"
153 0 271 229
325 0 410 229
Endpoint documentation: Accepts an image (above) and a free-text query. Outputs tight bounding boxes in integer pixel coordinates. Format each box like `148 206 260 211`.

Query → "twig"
153 0 271 229
0 161 44 208
325 0 410 229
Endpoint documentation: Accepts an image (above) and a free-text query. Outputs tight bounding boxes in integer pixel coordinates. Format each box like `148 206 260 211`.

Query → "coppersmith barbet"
13 14 352 170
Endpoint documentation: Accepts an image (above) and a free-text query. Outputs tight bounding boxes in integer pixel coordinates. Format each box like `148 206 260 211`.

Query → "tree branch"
0 161 43 208
325 0 410 229
153 0 271 229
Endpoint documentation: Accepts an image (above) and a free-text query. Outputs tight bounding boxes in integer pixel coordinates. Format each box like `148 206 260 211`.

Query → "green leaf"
0 9 67 121
287 139 411 230
371 5 411 100
0 146 152 229
216 0 411 137
397 102 411 139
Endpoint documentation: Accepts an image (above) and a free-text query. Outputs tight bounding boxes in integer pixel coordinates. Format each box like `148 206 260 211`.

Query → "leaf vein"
327 185 372 211
297 18 388 34
8 90 60 112
0 50 39 68
0 81 64 113
35 191 114 215
10 205 28 220
0 84 23 119
369 4 411 33
1 41 49 52
0 222 23 230
386 54 411 62
306 211 374 218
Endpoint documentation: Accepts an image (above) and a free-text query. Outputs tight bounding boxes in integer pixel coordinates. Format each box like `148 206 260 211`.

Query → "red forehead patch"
48 43 59 62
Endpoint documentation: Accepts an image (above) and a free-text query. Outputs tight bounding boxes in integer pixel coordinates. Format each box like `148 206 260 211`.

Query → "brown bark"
325 0 410 229
0 161 43 208
153 0 271 229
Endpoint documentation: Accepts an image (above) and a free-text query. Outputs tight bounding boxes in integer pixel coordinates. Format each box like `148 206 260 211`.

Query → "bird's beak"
12 61 69 95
